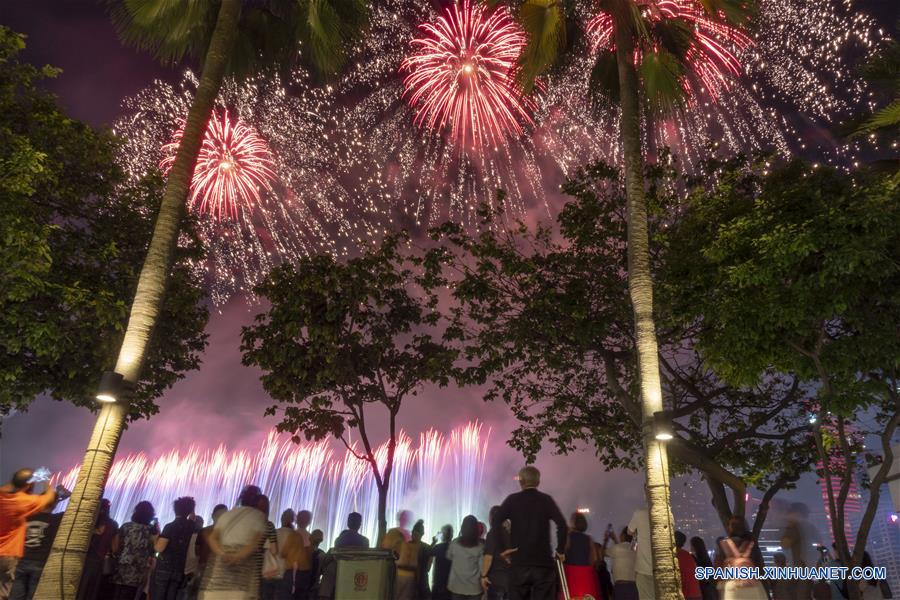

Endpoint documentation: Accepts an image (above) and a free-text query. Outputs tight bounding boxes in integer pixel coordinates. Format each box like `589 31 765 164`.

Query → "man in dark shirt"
333 512 370 549
483 506 512 600
10 502 61 600
492 466 567 600
430 525 453 600
152 496 197 600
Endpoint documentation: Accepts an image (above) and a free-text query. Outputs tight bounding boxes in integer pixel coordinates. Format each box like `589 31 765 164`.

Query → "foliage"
241 233 457 531
665 157 899 415
426 159 814 509
0 27 209 419
851 36 900 138
107 0 369 78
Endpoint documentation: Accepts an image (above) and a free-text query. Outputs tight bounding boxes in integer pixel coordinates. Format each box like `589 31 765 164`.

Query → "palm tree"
510 0 754 595
34 1 367 597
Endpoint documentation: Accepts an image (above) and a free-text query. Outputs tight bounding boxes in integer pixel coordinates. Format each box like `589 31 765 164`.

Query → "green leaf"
517 0 565 93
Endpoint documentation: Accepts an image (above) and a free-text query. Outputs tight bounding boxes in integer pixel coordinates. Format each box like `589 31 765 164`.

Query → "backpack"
723 538 756 588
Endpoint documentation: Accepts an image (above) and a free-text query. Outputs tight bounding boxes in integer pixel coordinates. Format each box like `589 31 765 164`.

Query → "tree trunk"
376 483 388 545
33 2 242 598
613 13 682 600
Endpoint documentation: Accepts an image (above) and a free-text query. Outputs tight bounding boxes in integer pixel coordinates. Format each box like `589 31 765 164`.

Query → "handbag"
262 546 280 579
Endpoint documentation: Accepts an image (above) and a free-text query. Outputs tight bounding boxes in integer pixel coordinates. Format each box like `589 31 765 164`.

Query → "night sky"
1 0 896 535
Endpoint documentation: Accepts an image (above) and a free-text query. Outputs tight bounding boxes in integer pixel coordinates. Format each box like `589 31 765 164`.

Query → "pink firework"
160 110 276 220
401 0 534 149
587 0 753 100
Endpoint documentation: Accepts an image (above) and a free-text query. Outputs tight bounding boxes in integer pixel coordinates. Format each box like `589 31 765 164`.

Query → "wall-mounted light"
653 410 674 441
96 371 125 403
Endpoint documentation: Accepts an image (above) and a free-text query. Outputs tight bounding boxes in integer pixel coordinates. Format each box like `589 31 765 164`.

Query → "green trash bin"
332 548 395 600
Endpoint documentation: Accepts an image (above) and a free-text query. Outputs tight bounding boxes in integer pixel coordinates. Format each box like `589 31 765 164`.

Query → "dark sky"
1 0 895 535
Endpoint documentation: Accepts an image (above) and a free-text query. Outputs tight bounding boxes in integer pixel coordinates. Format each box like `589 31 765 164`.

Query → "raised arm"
549 497 568 559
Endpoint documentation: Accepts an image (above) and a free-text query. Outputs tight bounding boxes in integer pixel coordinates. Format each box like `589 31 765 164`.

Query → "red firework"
587 0 753 100
160 110 276 220
401 0 534 149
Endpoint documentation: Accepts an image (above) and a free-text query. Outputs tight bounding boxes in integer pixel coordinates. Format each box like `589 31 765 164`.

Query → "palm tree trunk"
613 15 682 600
33 2 242 598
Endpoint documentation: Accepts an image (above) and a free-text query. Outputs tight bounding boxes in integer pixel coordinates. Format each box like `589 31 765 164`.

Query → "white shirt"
608 542 637 582
627 508 652 575
215 506 265 547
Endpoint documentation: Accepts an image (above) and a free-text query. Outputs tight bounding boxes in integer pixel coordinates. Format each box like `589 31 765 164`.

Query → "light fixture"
96 371 125 403
653 410 674 441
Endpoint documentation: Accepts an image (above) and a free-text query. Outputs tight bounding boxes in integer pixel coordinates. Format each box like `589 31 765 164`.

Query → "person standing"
431 526 453 600
333 513 369 549
605 528 638 600
255 496 279 600
483 507 511 600
309 530 326 600
395 520 429 600
491 466 568 600
199 486 267 600
626 508 654 600
196 504 227 577
381 511 413 557
9 499 61 600
111 501 157 600
720 518 766 600
77 498 119 600
153 497 198 600
690 536 718 600
0 469 57 600
447 516 484 600
278 510 313 600
674 532 702 600
562 512 600 600
182 514 205 600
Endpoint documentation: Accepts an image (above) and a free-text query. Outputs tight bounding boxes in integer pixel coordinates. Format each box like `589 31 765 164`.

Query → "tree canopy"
241 233 457 537
424 158 818 528
0 27 209 420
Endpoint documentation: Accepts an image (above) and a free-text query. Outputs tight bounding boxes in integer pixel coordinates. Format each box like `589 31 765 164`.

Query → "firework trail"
58 421 492 545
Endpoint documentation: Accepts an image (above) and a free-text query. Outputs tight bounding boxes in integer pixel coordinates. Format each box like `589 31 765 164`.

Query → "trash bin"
332 548 395 600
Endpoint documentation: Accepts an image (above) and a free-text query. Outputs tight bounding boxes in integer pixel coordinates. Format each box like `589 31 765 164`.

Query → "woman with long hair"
447 515 484 600
563 511 601 600
112 501 156 600
690 536 717 600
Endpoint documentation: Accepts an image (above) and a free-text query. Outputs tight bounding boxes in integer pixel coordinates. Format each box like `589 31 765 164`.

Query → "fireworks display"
115 69 364 304
57 422 492 546
113 0 885 301
401 0 534 149
586 0 753 101
160 110 276 220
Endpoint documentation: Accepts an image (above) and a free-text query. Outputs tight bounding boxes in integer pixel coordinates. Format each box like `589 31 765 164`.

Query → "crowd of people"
0 466 892 600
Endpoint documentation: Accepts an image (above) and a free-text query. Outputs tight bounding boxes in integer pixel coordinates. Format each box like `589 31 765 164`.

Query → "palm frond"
108 0 215 64
516 0 565 93
852 100 900 137
588 49 620 108
299 0 368 77
697 0 756 27
639 49 686 114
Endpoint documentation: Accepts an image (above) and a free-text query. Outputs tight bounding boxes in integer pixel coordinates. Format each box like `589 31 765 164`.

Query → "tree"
241 235 456 541
37 1 369 596
428 160 814 538
850 36 899 138
0 26 208 421
665 156 900 597
504 0 756 591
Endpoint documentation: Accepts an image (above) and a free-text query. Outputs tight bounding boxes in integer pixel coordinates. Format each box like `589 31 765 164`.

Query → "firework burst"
116 69 363 304
401 0 534 149
160 110 277 220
